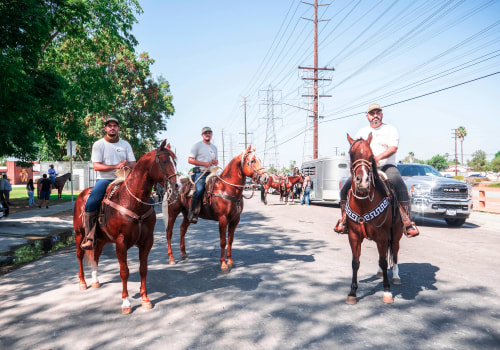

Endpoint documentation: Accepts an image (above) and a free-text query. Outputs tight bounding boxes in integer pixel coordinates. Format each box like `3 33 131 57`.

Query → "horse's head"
241 145 269 185
347 133 376 195
152 140 181 201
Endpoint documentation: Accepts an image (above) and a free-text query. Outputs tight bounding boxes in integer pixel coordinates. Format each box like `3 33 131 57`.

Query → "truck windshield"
397 164 442 177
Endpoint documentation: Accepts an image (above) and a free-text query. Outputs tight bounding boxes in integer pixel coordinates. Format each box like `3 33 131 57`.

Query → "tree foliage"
468 150 487 171
0 0 174 163
426 154 448 171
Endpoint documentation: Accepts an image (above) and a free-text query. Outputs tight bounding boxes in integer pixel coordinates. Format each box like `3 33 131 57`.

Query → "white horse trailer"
301 156 350 203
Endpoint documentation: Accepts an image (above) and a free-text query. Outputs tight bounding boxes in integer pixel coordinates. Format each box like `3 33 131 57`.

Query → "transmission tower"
299 0 334 159
260 86 281 169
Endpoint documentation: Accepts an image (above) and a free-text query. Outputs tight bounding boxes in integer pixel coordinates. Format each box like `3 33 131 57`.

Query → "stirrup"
334 219 347 234
404 224 420 238
81 239 94 250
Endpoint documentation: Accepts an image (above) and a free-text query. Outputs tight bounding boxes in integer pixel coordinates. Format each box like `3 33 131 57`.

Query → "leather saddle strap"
212 193 241 203
102 199 155 245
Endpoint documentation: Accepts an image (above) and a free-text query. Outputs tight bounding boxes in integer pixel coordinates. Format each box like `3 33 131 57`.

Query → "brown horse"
344 133 403 305
54 173 71 199
73 140 180 314
260 174 284 205
280 175 304 204
166 145 269 273
261 174 303 205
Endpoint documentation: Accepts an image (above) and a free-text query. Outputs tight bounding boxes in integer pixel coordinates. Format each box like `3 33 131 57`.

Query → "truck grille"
431 184 468 200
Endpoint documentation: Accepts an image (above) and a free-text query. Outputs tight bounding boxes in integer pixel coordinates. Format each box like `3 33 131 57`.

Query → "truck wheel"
445 218 466 227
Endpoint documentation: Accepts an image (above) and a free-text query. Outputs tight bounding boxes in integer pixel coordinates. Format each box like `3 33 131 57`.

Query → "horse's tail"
260 186 266 203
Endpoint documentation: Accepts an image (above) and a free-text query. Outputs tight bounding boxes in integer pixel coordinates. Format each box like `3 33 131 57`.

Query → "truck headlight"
410 184 431 197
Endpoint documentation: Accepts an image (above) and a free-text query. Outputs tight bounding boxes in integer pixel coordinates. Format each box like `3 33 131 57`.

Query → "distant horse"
37 172 71 199
279 175 304 204
166 146 269 273
260 174 285 205
344 133 403 305
73 140 180 314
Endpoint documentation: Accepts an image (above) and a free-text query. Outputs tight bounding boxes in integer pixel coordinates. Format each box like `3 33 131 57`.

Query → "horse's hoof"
182 254 189 260
169 259 176 265
79 283 87 290
383 293 394 304
227 261 234 268
376 272 383 279
91 282 100 288
221 266 230 274
392 278 401 285
345 296 357 305
141 301 153 310
121 306 132 315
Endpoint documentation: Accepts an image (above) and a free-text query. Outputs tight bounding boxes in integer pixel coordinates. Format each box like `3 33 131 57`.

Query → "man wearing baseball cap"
81 117 137 249
186 126 219 223
334 104 419 238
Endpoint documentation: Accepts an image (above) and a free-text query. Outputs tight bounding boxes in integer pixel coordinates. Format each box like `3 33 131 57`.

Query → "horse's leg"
76 233 87 290
346 234 362 305
89 241 105 288
138 233 154 310
376 242 393 304
179 216 191 261
166 212 179 264
226 216 240 269
218 216 229 273
392 224 403 285
115 235 131 314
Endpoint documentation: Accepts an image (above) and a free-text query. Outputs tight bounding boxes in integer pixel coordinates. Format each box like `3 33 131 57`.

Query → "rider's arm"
374 145 398 164
188 157 216 168
93 160 136 172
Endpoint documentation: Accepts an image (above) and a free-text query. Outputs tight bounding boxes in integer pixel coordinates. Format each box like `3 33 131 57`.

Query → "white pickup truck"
397 163 473 227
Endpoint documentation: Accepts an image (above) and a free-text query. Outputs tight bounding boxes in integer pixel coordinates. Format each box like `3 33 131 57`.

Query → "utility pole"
299 0 334 159
239 96 252 149
452 129 458 176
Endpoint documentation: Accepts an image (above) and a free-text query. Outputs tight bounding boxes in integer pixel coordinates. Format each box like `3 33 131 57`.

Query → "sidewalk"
0 200 75 255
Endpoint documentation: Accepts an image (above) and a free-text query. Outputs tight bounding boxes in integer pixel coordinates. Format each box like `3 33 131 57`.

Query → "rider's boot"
399 200 419 238
334 200 347 234
81 211 98 250
187 197 201 224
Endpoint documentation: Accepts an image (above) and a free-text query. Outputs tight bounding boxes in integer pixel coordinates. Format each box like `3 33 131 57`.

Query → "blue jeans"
301 186 311 205
192 172 208 199
85 179 112 213
49 175 56 185
28 191 35 206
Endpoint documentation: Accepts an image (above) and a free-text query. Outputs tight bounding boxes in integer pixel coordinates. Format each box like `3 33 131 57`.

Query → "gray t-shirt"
189 141 218 170
91 138 136 179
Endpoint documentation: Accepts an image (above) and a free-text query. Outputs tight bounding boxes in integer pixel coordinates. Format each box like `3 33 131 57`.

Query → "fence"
473 184 500 214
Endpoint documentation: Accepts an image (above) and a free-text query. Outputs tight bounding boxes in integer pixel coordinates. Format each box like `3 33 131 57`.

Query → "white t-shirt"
91 138 136 179
355 123 399 167
189 141 218 170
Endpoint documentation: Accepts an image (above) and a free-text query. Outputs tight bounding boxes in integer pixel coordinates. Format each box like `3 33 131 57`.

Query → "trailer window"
338 163 348 168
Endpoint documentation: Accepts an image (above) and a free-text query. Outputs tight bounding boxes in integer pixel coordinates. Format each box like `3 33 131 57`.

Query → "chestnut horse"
344 133 403 305
166 146 269 273
73 140 180 314
280 175 304 204
261 174 303 205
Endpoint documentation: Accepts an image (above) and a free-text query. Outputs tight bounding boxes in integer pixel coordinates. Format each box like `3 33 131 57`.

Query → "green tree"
426 154 448 171
456 126 467 165
468 150 487 171
491 156 500 173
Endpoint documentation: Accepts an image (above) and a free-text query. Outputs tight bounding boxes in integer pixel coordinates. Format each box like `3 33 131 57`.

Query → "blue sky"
132 0 500 173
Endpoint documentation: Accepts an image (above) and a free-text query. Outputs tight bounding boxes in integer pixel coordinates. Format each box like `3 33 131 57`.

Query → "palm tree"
456 126 467 165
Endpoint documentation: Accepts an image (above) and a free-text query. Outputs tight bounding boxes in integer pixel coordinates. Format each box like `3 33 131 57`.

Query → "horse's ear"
366 132 373 145
347 133 354 145
159 139 167 149
166 143 171 150
246 145 251 152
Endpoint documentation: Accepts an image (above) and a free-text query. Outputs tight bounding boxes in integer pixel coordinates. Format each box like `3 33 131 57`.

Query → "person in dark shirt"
38 174 52 208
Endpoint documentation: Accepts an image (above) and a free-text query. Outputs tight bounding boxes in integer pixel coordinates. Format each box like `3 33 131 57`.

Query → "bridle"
350 140 375 201
123 148 180 206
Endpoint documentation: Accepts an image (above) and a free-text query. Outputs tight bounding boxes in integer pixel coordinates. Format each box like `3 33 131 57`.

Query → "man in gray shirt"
187 126 218 223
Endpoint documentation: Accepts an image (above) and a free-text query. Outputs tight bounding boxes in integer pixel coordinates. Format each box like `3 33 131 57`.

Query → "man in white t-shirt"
187 126 218 223
334 104 419 238
81 117 137 250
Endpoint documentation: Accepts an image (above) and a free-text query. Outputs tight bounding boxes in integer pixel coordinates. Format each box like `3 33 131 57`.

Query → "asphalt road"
0 194 499 350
